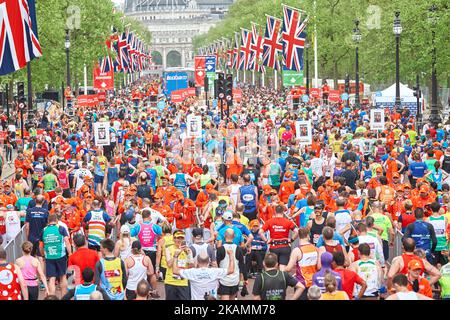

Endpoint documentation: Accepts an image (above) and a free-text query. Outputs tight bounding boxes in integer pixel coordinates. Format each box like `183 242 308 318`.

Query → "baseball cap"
222 210 234 221
120 225 130 234
173 229 186 238
249 219 260 228
419 186 428 193
408 259 423 271
392 172 400 178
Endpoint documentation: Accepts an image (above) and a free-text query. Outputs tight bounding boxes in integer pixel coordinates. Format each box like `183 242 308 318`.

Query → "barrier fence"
4 225 27 264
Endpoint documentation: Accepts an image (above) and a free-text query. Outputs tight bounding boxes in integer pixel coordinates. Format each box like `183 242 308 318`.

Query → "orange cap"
284 171 293 178
419 186 428 193
249 219 260 228
83 175 93 181
408 259 423 271
376 167 383 173
392 172 400 178
325 179 334 187
205 184 214 190
263 185 275 195
175 191 184 200
129 185 138 192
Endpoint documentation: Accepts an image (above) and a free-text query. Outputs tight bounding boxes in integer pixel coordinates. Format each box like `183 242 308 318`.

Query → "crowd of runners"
1 76 449 301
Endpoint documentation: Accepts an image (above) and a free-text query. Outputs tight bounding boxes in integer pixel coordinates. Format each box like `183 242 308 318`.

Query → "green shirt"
42 224 67 260
371 213 392 241
16 197 32 222
406 130 418 145
42 174 57 192
428 215 447 251
439 263 450 299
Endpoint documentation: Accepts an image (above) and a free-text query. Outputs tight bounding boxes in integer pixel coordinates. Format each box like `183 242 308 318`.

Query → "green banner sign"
206 72 215 93
283 70 303 86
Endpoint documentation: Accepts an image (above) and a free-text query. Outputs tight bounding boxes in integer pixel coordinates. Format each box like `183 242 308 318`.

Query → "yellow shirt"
164 245 190 287
321 291 348 300
393 128 402 141
240 215 249 228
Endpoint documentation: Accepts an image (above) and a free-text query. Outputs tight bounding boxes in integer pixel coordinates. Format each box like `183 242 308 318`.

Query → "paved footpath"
1 148 17 181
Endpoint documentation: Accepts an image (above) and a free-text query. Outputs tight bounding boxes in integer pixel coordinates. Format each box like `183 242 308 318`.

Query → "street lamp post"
352 20 362 108
65 29 71 89
393 11 402 111
305 40 310 96
428 4 440 126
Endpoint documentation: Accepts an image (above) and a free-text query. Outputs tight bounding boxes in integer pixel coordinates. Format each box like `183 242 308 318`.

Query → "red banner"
233 88 243 102
194 56 206 87
171 88 196 103
93 67 114 90
337 82 364 94
310 88 322 99
77 94 99 107
97 91 106 102
290 86 306 98
328 90 340 102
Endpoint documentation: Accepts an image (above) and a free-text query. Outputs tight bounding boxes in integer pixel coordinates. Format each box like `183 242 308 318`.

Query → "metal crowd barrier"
388 229 404 264
4 225 27 264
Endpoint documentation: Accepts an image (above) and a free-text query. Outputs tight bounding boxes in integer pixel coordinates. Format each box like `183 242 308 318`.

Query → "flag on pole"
0 0 42 75
250 22 265 73
239 28 252 71
281 4 308 71
117 31 130 72
262 15 283 70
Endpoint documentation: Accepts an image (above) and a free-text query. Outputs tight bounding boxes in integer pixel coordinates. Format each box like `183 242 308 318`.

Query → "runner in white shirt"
73 162 93 192
173 251 235 300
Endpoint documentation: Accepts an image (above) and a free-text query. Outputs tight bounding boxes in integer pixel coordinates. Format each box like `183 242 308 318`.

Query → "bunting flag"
281 4 308 71
262 15 283 70
239 28 252 71
250 22 265 73
0 0 42 75
117 31 130 72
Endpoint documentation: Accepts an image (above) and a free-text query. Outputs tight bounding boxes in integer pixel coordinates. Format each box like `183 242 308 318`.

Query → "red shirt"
262 217 295 249
68 247 100 274
334 267 365 300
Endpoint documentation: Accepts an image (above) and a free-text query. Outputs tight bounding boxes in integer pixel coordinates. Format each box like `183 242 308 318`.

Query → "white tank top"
396 291 418 300
126 254 148 291
229 184 241 208
5 211 21 242
219 243 239 287
355 259 379 297
119 239 132 260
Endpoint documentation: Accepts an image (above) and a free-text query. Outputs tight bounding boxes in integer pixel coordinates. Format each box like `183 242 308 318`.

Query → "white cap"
222 210 233 221
120 225 130 234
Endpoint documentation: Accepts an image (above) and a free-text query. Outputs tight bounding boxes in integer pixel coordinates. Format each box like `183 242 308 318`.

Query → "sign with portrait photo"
186 114 202 138
93 122 110 146
370 109 385 131
295 120 312 145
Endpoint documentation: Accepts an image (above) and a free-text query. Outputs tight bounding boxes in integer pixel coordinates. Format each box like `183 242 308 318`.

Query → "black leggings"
245 250 265 274
27 286 39 300
5 146 12 162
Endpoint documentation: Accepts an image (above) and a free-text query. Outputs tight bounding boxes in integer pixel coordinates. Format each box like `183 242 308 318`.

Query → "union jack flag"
0 0 42 75
262 15 283 70
99 56 113 73
117 31 129 72
250 23 265 73
127 32 136 72
239 28 252 71
281 5 308 71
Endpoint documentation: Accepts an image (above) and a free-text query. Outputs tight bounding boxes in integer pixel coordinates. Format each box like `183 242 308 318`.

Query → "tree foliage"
0 0 151 94
194 0 449 89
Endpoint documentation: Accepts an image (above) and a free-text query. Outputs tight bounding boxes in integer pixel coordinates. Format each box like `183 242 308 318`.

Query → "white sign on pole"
370 109 385 131
295 120 312 145
187 114 202 138
93 122 111 146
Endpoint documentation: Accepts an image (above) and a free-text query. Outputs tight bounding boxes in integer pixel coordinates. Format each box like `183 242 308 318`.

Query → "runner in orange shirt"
152 191 174 224
384 151 405 184
279 171 296 204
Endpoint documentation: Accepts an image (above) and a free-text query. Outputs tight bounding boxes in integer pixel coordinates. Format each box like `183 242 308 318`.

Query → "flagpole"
252 70 255 86
84 63 88 95
314 0 318 88
274 69 278 91
243 71 246 83
262 72 265 87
